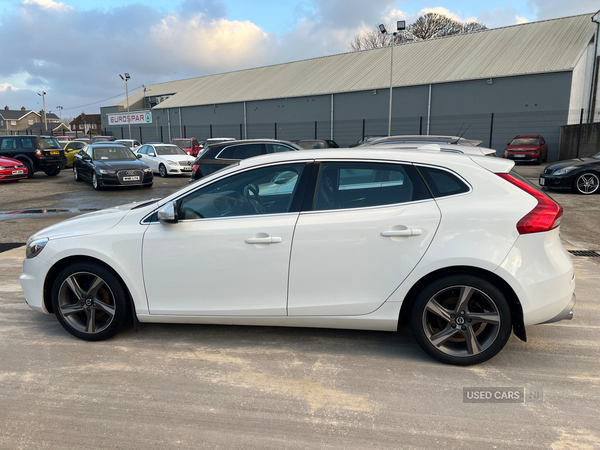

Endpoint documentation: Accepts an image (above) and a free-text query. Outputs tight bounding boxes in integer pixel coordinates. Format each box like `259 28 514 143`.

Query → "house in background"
0 106 42 131
25 122 71 135
70 113 101 135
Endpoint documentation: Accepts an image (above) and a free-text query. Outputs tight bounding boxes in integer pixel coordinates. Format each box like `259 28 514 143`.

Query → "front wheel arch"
43 256 137 329
398 266 525 342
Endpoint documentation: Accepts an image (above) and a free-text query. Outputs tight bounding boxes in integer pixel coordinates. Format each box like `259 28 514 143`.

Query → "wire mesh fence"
99 108 599 161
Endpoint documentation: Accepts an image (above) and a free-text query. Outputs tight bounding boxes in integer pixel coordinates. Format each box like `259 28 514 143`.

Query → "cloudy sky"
0 0 597 118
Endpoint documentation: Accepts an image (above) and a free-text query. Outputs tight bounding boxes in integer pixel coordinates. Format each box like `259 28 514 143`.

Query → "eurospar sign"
108 111 152 125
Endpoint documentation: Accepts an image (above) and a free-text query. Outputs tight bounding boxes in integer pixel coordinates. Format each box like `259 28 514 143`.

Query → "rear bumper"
542 294 575 324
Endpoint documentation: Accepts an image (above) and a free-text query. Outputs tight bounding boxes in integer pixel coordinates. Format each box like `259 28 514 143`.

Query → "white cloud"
477 5 531 28
22 0 72 11
0 83 20 92
527 0 598 20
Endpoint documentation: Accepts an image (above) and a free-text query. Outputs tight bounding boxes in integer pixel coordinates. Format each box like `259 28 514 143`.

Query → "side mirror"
136 153 142 159
158 201 178 223
507 142 510 146
148 152 156 157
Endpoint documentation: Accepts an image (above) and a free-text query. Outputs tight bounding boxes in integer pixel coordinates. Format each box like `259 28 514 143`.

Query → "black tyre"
410 274 512 366
45 168 61 176
51 262 129 341
20 160 34 179
159 164 168 178
573 172 599 195
92 172 102 190
143 183 153 188
73 166 82 182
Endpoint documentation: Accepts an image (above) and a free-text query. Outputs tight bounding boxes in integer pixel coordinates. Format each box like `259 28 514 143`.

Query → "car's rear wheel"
411 275 512 365
574 172 599 195
159 164 168 178
51 262 129 341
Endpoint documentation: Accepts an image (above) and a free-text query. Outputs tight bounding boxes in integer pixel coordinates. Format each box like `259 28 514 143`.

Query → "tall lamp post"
119 73 131 139
38 91 47 132
379 21 405 136
56 105 63 120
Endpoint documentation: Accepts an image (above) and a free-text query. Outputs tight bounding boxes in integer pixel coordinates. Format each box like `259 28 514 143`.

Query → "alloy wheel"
57 272 116 334
421 285 501 357
575 173 599 195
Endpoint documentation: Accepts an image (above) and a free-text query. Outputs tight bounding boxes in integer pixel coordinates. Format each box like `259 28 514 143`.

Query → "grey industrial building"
101 12 600 161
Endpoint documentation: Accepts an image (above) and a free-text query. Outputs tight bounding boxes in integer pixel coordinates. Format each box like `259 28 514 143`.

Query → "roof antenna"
455 121 465 137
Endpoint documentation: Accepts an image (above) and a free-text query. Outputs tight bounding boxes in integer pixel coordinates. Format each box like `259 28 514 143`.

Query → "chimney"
21 106 26 111
81 113 85 118
4 106 8 110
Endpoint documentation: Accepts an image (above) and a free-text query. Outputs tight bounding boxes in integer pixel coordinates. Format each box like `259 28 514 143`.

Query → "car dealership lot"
1 168 599 448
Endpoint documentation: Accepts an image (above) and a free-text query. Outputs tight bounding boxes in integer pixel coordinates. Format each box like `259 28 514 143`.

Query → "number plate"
513 154 525 158
50 151 60 155
12 170 24 175
539 178 545 186
123 176 140 181
181 167 191 171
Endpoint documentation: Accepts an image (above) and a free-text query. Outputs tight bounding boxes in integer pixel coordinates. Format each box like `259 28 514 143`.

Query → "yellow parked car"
62 141 87 166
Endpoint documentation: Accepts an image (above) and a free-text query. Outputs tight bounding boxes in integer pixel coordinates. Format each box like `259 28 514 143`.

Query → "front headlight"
553 166 577 176
143 168 152 173
98 169 116 175
26 237 49 259
167 160 178 166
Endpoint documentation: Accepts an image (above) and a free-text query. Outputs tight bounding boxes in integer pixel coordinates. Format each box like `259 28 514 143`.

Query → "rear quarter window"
417 166 470 198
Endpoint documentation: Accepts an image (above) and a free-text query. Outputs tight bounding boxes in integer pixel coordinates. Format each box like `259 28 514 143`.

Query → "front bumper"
504 152 540 162
539 174 573 190
98 171 153 187
542 294 575 324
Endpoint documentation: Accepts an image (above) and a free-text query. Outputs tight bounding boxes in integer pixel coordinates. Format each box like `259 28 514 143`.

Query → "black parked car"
0 135 66 178
539 151 600 195
296 139 339 149
190 139 301 182
73 143 153 190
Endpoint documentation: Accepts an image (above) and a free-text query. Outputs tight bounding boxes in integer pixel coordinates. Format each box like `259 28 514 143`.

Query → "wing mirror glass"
157 201 178 223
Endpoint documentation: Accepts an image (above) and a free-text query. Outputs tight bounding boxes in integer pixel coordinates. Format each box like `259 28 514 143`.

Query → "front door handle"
245 236 282 244
381 229 422 237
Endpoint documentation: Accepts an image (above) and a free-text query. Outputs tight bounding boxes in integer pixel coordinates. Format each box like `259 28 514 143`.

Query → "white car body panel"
288 200 440 315
142 213 298 315
136 145 195 175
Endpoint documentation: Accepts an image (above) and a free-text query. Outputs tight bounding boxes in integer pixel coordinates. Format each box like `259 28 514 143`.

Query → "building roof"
25 122 70 132
114 13 597 110
0 109 40 120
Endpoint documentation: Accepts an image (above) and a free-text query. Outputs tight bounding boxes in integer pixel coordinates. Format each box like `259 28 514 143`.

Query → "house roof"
71 114 101 124
25 122 70 132
0 109 40 120
114 13 596 110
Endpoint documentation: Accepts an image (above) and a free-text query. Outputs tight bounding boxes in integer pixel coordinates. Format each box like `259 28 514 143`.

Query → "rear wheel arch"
43 256 137 328
398 266 526 342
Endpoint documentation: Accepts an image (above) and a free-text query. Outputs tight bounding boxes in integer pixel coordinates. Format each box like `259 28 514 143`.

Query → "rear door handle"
245 237 282 244
381 229 422 237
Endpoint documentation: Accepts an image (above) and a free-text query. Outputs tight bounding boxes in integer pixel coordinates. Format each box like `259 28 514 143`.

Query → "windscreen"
156 145 187 156
510 138 539 146
93 147 136 160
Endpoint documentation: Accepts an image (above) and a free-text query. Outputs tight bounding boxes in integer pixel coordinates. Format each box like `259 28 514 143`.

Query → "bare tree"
349 14 487 51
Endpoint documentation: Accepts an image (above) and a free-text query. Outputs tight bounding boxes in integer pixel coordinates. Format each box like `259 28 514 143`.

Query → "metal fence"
98 107 598 161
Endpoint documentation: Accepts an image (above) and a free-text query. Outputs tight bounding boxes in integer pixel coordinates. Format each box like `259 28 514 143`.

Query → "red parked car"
503 135 548 164
0 156 28 182
171 138 202 156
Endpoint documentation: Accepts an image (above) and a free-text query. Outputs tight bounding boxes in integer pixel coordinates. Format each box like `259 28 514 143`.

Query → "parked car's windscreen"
510 138 539 146
156 146 187 156
93 147 136 160
38 138 61 149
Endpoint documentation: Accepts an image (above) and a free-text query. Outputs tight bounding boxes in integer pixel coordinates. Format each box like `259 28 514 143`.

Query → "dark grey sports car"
539 151 600 195
73 143 153 190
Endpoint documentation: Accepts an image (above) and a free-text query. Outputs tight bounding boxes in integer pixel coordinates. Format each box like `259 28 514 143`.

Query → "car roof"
366 135 483 147
89 142 128 147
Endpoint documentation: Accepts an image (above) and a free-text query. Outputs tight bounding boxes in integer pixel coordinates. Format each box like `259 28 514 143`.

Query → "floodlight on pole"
119 73 132 139
379 21 405 136
38 91 47 132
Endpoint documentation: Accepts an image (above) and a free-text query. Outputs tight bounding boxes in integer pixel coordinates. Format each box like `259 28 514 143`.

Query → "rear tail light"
35 150 43 156
497 173 563 234
192 164 199 172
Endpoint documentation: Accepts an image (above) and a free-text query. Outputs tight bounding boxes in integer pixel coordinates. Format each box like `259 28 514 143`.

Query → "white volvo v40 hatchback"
20 148 575 365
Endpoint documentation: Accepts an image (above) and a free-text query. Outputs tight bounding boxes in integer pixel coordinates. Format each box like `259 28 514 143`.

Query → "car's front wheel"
73 166 82 182
51 262 129 341
574 172 599 195
410 275 512 365
159 164 168 178
92 172 101 190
